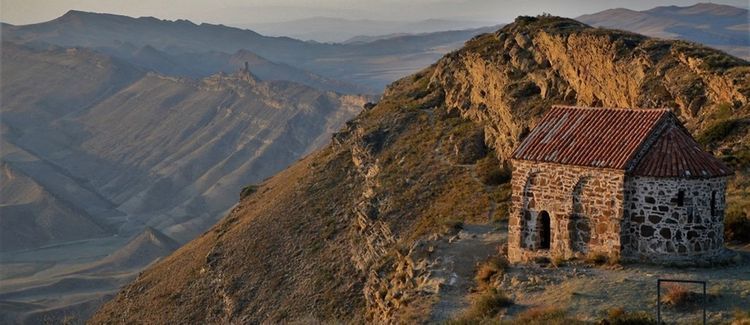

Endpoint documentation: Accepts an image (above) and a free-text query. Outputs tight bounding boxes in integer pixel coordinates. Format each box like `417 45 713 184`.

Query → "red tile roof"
633 125 732 177
512 106 669 169
511 105 732 178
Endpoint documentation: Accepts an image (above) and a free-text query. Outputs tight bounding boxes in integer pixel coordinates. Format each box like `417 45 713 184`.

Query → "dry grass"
551 256 566 267
585 252 608 265
475 256 509 288
239 184 258 199
661 283 710 311
476 155 511 186
605 307 657 325
442 219 464 235
504 306 582 325
732 309 750 325
585 252 619 266
449 289 513 323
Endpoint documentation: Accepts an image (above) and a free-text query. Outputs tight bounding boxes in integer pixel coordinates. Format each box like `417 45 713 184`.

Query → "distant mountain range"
577 3 749 59
0 42 366 323
1 42 366 250
242 17 496 43
1 10 498 91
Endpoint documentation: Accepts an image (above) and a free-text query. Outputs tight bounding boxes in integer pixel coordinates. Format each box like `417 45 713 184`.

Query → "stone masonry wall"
509 160 626 263
621 176 728 263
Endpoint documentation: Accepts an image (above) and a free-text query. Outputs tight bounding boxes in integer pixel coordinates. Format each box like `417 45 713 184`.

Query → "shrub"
508 306 577 325
492 203 511 222
463 289 513 320
240 184 258 199
606 307 657 325
475 256 509 287
476 155 511 186
661 284 708 310
442 219 464 234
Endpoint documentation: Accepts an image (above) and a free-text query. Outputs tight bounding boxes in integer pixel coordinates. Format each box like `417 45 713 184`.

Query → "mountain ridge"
90 16 750 323
0 41 369 323
1 11 505 90
577 2 749 59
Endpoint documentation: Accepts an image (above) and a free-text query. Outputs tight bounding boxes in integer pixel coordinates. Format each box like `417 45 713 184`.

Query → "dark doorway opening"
539 211 551 250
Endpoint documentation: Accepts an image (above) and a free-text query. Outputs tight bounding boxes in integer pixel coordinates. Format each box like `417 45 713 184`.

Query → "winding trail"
427 224 507 322
420 106 509 321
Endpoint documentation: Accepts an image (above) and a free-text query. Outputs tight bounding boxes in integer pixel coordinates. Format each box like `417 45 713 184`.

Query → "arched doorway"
539 211 551 250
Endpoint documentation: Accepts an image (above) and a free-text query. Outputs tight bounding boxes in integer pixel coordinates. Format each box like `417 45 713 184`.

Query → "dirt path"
422 106 510 321
427 224 507 322
498 252 750 323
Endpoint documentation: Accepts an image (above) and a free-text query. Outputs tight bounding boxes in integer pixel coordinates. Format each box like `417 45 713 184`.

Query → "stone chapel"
508 106 733 264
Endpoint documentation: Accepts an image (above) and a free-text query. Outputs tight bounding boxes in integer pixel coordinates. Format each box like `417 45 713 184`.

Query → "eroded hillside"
91 16 750 323
0 42 368 323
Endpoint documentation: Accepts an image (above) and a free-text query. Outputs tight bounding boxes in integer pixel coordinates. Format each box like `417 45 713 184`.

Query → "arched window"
539 211 551 250
711 191 717 216
677 190 685 207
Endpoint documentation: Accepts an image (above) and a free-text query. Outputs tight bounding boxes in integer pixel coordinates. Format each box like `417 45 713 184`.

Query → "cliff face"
91 17 750 324
427 17 748 158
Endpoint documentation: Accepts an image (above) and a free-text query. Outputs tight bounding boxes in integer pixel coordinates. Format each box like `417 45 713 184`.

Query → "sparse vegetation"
697 118 747 147
732 309 750 325
585 252 619 266
533 256 551 265
585 252 608 265
506 306 582 325
476 155 512 186
551 256 566 267
475 256 509 288
605 307 657 325
661 283 712 310
722 145 750 169
451 289 513 322
442 219 464 235
240 184 259 199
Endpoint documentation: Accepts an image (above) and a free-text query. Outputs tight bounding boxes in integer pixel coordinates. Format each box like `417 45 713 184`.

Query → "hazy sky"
2 0 748 26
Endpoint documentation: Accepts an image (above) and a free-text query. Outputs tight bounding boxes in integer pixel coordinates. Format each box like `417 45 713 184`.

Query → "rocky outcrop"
348 125 395 271
428 17 749 160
